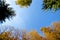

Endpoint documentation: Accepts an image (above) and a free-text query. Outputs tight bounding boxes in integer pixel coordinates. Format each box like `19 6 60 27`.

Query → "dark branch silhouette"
0 0 15 23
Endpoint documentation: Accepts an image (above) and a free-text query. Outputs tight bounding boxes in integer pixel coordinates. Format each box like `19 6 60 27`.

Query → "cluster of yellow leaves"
15 0 32 7
6 22 60 40
23 22 60 40
29 30 47 40
41 22 60 40
0 32 17 40
0 22 60 40
0 27 20 40
21 30 47 40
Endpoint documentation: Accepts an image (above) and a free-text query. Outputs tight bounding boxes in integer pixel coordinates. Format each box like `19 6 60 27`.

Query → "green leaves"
42 0 60 11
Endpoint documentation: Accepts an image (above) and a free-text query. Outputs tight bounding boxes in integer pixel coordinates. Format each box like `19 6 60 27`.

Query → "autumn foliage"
41 22 60 40
0 22 60 40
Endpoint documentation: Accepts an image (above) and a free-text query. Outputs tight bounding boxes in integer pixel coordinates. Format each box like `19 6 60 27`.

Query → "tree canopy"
15 0 32 7
41 22 60 40
0 0 15 23
0 22 60 40
42 0 60 11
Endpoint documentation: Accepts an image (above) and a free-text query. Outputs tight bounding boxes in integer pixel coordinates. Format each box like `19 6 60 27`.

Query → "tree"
0 25 22 40
42 0 60 11
1 22 60 40
41 22 60 40
29 30 47 40
15 0 32 7
0 26 31 40
0 0 15 23
0 26 20 40
52 22 60 32
22 30 31 40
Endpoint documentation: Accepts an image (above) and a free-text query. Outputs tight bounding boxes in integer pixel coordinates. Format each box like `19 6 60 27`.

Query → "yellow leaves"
41 22 60 40
0 27 20 40
52 22 60 27
15 0 32 7
52 22 60 32
0 32 11 40
29 30 46 40
0 22 60 40
19 22 60 40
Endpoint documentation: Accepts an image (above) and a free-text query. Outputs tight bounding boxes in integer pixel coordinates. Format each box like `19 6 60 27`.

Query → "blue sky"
1 0 60 36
